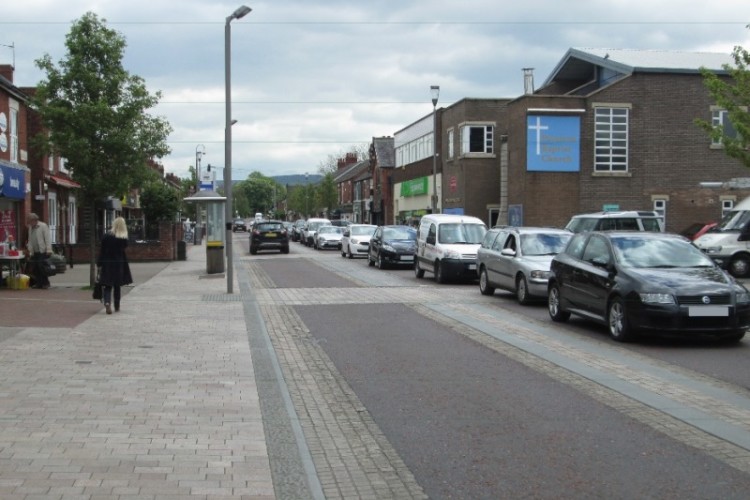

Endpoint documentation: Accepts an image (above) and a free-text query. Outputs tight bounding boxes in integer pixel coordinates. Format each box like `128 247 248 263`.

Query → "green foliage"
32 12 172 207
234 171 287 218
697 39 750 168
140 181 180 222
317 172 338 214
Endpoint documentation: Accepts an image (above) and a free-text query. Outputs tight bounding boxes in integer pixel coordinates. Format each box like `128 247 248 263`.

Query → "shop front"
0 162 28 246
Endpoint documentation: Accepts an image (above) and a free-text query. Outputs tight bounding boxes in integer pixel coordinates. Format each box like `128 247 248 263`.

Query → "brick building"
505 48 750 232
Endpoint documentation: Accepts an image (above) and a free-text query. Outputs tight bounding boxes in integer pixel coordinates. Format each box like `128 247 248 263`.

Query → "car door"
480 230 504 286
369 227 382 261
576 234 615 320
553 232 589 309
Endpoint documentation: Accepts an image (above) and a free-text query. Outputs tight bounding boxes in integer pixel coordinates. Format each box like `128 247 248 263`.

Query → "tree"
32 12 172 285
140 180 180 228
697 39 750 168
317 172 339 217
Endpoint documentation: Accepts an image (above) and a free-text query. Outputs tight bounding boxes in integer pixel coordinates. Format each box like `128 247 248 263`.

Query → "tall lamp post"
305 172 309 217
195 144 206 193
430 85 440 214
225 4 251 294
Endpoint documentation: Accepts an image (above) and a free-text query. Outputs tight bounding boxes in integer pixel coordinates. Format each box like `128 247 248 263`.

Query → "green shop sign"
400 177 428 197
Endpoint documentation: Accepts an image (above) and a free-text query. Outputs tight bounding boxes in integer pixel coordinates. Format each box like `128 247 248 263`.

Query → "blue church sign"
526 115 580 172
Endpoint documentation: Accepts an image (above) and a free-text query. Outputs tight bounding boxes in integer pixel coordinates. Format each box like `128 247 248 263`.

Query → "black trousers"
103 285 121 309
30 253 50 287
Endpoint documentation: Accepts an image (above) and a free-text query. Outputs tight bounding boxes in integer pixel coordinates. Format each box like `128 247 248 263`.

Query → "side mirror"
500 248 516 257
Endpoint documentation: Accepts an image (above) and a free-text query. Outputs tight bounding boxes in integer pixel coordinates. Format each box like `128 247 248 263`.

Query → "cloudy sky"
3 1 750 181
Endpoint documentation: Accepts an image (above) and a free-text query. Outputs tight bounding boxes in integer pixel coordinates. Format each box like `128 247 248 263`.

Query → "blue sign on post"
526 115 580 172
0 163 26 199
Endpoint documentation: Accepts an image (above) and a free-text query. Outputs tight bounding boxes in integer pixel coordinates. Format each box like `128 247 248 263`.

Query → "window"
582 235 611 265
653 199 666 226
9 100 19 164
447 128 454 159
60 157 68 173
460 124 494 155
594 106 629 172
722 199 734 218
711 108 740 147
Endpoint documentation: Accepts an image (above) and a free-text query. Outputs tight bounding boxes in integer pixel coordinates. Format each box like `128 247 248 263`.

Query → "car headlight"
530 270 551 280
736 291 750 304
382 244 396 252
702 246 722 254
639 293 676 305
351 238 359 244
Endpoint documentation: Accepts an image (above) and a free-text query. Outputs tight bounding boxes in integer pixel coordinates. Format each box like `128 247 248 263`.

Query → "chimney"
0 64 13 83
523 68 534 95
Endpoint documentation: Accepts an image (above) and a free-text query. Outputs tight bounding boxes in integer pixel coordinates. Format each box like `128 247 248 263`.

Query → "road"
235 232 750 499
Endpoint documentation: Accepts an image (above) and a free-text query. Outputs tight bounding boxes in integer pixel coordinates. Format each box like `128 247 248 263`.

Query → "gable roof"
543 47 734 88
333 159 369 183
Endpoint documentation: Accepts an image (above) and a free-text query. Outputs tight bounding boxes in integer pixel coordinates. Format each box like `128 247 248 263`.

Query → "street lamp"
430 85 440 214
195 144 206 193
305 172 309 217
225 4 251 294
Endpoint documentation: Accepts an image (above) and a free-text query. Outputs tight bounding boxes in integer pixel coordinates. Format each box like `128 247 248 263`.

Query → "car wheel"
435 260 447 284
414 260 425 279
608 296 635 342
516 274 531 305
729 254 750 278
548 283 570 322
377 252 387 270
368 253 375 267
281 246 289 254
479 268 495 295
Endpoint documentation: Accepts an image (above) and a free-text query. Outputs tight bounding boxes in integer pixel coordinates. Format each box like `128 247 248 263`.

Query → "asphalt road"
246 238 750 499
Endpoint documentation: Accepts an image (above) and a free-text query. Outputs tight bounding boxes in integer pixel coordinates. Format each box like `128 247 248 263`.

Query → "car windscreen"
351 226 376 236
520 233 572 256
383 227 416 240
566 218 598 233
715 209 750 232
438 223 486 244
318 227 342 234
611 236 715 268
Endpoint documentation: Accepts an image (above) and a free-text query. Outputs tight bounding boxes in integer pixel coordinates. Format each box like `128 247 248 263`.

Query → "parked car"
368 225 418 269
565 210 664 233
302 218 332 246
282 221 294 239
680 222 717 241
341 224 377 258
232 218 247 232
693 196 750 278
291 219 306 242
249 220 289 255
415 214 487 283
477 226 572 304
548 231 750 342
314 225 344 250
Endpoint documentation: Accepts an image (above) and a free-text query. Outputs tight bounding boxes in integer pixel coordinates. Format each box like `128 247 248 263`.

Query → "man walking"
26 213 53 289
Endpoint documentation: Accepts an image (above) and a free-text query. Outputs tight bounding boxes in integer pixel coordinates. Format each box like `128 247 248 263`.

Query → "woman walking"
97 217 133 314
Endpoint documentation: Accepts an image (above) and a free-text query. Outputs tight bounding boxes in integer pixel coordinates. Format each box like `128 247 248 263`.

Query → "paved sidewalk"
0 244 275 499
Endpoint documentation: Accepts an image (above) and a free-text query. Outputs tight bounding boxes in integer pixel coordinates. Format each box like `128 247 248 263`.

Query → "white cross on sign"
528 116 549 155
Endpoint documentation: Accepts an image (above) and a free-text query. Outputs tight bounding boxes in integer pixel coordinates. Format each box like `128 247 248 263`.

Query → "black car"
368 225 417 269
291 219 306 242
249 220 289 255
548 231 750 342
232 218 247 232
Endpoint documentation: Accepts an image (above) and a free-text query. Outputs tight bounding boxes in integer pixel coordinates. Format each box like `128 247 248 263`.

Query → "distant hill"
216 174 322 190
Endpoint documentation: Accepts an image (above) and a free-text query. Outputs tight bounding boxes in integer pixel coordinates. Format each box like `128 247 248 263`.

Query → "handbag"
92 270 103 300
41 257 57 277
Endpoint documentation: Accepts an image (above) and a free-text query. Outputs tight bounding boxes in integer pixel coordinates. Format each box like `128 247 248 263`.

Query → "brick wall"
65 222 183 263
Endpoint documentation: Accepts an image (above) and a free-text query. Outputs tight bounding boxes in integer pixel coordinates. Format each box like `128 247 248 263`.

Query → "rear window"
257 223 283 231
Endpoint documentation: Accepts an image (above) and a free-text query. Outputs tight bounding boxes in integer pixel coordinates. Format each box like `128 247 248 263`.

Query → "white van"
414 214 488 283
694 196 750 277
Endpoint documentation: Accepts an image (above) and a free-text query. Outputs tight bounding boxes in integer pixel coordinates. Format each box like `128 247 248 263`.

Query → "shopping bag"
92 282 103 300
41 258 57 277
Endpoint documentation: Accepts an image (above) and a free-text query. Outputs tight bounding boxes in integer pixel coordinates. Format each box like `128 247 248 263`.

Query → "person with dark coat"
97 217 133 314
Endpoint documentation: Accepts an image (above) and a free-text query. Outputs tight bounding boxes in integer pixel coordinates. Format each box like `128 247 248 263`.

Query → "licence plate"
266 232 276 237
400 255 414 261
468 264 476 270
688 305 729 317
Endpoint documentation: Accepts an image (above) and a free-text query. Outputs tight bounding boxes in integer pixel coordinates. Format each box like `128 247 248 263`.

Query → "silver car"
477 226 572 304
314 225 344 250
341 224 377 258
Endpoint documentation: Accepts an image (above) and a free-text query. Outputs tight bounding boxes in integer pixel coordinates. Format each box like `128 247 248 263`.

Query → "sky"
2 1 750 182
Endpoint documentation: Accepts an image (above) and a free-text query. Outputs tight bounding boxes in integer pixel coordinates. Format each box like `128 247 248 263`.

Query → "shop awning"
47 175 81 189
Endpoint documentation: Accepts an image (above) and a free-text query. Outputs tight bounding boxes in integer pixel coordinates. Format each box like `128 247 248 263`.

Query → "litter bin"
177 240 187 261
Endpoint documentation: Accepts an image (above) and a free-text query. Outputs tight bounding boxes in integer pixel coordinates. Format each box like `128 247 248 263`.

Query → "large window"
460 123 494 155
447 128 454 159
9 100 19 164
711 108 740 147
594 106 629 172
